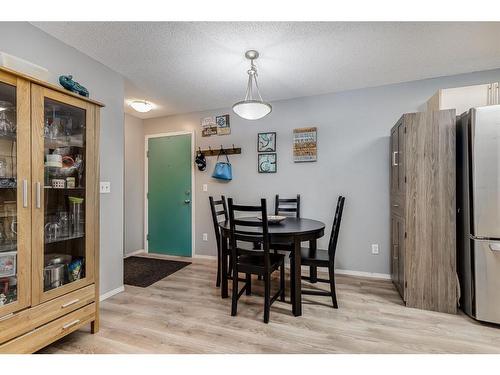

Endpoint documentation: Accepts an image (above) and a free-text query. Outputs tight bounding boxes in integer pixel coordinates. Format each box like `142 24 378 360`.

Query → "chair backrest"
209 195 228 251
328 196 345 260
275 194 301 218
227 198 271 268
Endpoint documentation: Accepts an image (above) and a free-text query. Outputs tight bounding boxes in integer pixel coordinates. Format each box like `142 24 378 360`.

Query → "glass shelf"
45 233 85 245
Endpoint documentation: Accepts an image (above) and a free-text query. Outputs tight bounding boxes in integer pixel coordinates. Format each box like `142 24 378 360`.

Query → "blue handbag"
212 148 233 181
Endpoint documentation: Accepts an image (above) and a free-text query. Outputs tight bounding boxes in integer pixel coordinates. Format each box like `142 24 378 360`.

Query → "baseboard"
124 249 146 258
193 254 216 259
334 268 391 280
100 285 125 301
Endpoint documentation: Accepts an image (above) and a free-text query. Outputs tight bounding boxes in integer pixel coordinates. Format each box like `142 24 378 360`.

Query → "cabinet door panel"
31 86 96 305
0 72 31 318
397 122 405 194
390 128 398 193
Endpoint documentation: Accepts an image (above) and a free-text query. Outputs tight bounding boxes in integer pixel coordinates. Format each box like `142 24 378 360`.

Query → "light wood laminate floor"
40 255 500 354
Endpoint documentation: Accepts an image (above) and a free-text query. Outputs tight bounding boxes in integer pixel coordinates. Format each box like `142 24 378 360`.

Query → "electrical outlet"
203 233 208 241
100 181 111 194
371 244 379 255
202 184 208 192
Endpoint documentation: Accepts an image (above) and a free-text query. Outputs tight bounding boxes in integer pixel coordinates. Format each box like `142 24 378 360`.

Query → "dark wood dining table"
218 217 325 316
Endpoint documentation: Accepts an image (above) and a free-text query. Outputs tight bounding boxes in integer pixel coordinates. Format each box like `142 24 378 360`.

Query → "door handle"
392 151 399 166
489 243 500 252
22 179 28 208
36 182 41 209
184 200 191 204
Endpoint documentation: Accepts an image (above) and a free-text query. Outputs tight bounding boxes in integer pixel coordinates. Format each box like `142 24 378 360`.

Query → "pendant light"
232 50 272 120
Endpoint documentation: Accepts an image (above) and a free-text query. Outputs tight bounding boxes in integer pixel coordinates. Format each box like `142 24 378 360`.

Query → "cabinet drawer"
0 284 94 343
0 303 95 354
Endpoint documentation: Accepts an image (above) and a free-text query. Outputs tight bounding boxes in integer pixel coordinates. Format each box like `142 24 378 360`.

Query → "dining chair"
209 195 228 287
275 194 300 218
294 196 345 308
228 198 286 323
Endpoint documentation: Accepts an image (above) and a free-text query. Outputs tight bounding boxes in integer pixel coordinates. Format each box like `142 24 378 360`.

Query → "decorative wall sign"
216 114 231 135
201 114 230 136
257 132 276 152
258 153 277 173
201 116 218 137
293 127 317 162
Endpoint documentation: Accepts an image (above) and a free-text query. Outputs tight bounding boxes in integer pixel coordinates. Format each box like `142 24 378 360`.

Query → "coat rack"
198 145 241 157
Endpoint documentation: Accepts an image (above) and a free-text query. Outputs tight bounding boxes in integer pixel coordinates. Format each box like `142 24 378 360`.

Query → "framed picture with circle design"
257 132 276 152
258 153 277 173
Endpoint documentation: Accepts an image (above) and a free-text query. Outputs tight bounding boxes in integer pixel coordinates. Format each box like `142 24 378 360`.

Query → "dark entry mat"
124 256 191 287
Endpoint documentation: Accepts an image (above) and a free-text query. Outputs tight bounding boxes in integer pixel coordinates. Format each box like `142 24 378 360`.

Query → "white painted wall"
124 114 144 255
0 22 125 296
138 68 500 276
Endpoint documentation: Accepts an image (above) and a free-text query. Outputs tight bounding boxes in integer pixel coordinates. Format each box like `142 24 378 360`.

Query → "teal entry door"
147 134 192 256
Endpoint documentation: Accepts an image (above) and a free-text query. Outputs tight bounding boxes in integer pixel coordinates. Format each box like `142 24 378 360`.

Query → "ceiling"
32 22 500 119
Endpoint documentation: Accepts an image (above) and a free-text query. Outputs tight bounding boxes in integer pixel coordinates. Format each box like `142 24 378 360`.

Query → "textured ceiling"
32 22 500 119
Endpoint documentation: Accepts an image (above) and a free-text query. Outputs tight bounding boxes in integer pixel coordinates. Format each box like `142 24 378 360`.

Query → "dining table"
218 217 326 316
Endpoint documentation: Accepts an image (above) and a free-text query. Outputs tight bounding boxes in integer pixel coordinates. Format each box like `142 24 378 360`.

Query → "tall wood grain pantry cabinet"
390 110 457 314
0 67 102 353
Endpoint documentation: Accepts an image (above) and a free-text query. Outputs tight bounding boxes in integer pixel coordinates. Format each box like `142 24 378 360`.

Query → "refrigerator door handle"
489 243 500 252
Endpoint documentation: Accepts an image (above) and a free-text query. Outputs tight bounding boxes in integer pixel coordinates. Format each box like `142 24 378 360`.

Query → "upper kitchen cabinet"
427 82 499 116
0 70 31 318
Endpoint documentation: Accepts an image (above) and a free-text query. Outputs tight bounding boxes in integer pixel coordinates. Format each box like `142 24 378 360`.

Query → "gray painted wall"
124 114 144 255
141 68 500 276
0 22 125 295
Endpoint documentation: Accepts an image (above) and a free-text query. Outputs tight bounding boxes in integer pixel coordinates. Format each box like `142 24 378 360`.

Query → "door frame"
144 131 195 256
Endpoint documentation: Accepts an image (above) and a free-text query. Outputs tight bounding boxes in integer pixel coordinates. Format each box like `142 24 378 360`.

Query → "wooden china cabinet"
0 66 102 353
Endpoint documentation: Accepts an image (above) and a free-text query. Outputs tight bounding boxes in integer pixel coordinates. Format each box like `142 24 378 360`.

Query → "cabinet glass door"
32 86 95 304
0 73 30 317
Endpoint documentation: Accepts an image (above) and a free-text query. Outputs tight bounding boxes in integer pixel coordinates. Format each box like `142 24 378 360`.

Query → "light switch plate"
100 181 111 194
202 184 208 192
203 233 208 241
371 244 379 255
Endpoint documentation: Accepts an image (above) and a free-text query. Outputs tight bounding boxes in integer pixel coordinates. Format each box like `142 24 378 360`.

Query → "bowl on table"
257 215 287 224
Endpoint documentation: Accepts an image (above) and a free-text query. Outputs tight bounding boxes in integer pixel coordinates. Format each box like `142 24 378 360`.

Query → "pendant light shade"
232 50 272 120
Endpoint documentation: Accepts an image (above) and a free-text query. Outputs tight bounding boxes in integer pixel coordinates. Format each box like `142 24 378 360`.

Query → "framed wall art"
258 153 277 173
293 127 317 162
216 114 230 135
257 132 276 152
201 116 218 137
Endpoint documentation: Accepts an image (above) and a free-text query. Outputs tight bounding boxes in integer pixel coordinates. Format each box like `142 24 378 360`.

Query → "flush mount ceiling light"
130 100 153 113
232 50 272 120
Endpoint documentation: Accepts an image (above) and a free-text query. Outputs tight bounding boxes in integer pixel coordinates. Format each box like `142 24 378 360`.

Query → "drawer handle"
62 319 81 330
0 312 14 322
61 299 80 308
393 204 399 207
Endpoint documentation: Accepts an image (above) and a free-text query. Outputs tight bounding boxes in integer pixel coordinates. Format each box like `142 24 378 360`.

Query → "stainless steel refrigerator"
457 104 500 324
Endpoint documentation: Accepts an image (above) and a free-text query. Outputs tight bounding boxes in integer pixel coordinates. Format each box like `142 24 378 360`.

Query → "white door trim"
144 131 195 256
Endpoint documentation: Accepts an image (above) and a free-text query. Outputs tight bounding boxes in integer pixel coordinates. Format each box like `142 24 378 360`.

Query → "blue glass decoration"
59 75 89 97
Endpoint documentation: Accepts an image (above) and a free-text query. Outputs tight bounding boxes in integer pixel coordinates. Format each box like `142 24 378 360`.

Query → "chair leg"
309 266 318 283
328 264 338 309
228 254 233 278
246 273 252 295
280 262 286 302
263 274 271 323
290 256 296 308
231 263 238 316
216 246 221 287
